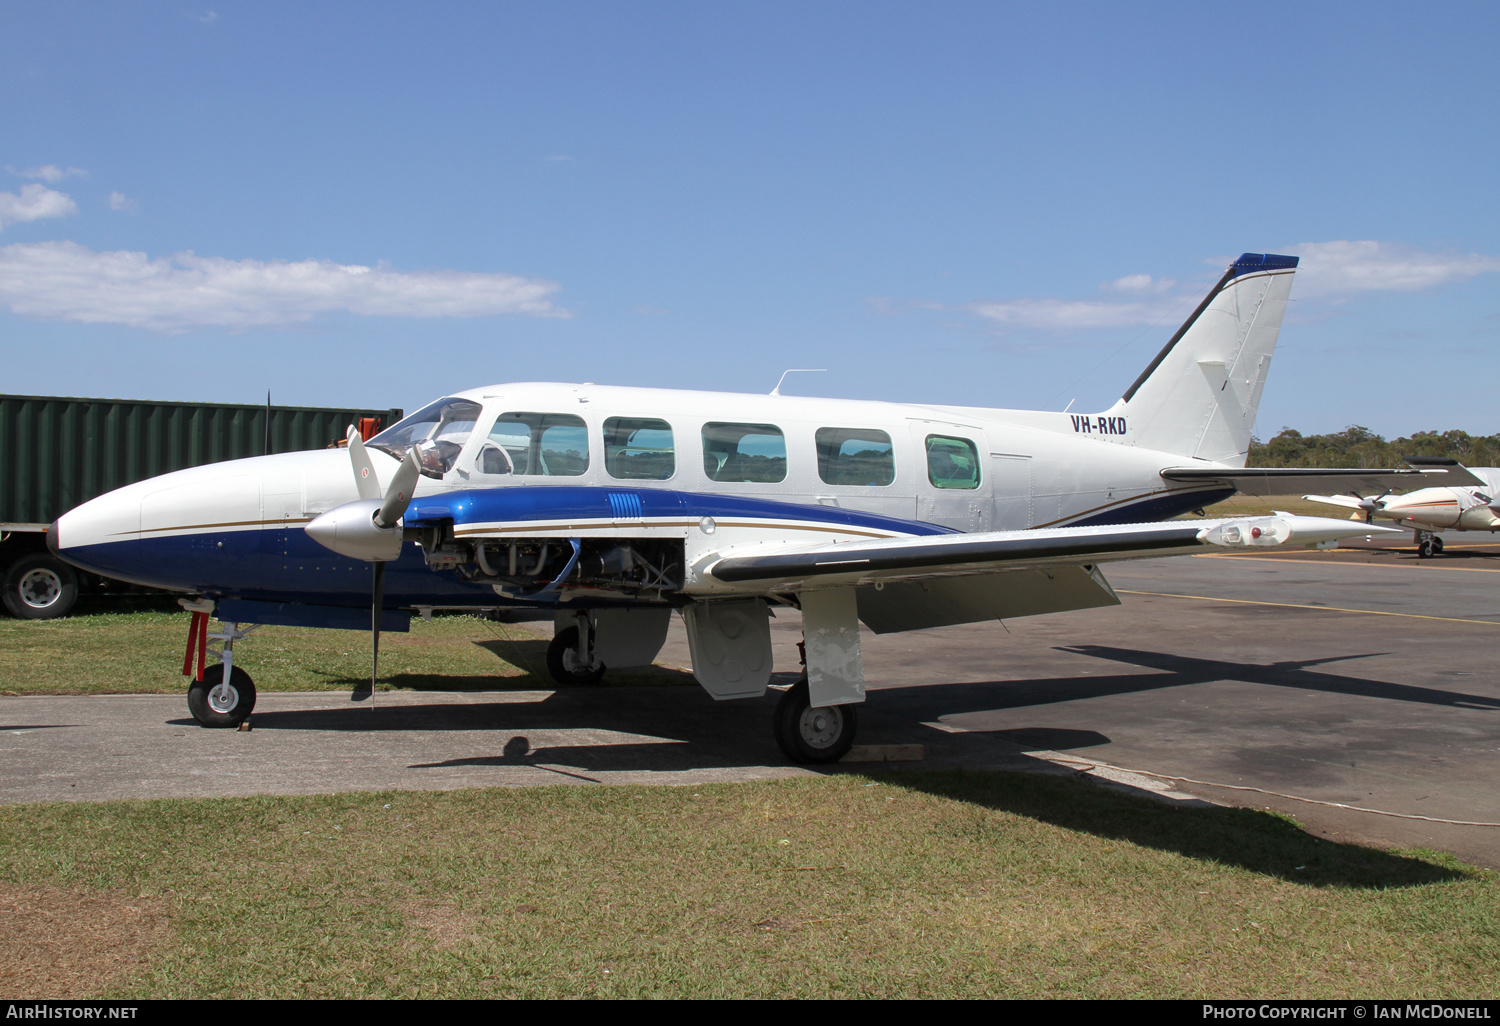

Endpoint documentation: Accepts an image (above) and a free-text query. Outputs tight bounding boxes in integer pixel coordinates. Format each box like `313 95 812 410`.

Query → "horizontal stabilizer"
1301 494 1368 511
1160 465 1483 495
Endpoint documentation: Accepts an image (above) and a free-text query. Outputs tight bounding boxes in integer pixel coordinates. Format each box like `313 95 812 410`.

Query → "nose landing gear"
180 599 260 727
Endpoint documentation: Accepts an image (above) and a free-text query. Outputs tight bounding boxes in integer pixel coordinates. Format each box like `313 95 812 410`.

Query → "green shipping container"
0 394 404 526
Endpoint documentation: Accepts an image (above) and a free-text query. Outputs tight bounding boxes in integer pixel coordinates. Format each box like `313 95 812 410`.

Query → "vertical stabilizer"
1105 253 1298 466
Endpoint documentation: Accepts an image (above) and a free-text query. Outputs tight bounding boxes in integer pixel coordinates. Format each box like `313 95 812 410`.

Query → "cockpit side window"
816 428 894 486
488 412 589 476
605 417 675 480
367 398 482 479
702 423 786 483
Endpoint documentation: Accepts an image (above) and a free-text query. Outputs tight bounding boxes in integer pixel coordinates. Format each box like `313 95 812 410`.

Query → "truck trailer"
0 394 402 619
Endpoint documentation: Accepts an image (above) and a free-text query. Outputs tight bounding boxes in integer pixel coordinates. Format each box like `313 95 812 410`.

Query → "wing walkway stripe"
1117 589 1500 626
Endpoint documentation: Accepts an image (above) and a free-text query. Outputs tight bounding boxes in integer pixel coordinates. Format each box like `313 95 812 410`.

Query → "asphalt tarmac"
4 531 1500 866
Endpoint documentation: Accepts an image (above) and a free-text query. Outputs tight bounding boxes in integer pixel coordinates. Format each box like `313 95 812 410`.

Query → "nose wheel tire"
773 680 858 764
187 664 257 727
546 626 606 686
3 554 79 620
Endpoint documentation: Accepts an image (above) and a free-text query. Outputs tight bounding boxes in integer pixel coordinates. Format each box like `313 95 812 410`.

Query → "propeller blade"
375 448 421 530
370 560 386 705
347 425 382 502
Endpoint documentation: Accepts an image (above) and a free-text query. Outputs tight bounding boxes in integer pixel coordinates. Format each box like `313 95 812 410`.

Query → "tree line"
1248 427 1500 469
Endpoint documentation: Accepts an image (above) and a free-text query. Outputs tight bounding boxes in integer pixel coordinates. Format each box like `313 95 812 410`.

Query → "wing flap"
855 565 1120 633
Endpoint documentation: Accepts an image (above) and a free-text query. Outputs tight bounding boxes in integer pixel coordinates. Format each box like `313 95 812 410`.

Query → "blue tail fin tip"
1231 252 1299 277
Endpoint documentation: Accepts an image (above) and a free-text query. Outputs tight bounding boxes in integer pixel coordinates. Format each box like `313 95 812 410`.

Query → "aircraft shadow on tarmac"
867 645 1500 719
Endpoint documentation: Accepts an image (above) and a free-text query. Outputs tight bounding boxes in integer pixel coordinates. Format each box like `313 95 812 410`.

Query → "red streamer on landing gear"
182 611 208 681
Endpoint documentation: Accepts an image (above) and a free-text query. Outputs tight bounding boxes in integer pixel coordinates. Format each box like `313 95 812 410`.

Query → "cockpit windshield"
367 398 482 479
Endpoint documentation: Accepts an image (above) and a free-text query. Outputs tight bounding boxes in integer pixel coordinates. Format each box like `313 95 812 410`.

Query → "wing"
704 515 1397 633
1161 460 1487 495
707 515 1395 588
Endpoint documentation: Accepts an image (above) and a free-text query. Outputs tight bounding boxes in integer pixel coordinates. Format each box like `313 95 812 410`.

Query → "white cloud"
8 165 87 183
1102 273 1176 294
960 241 1500 335
108 191 139 214
1286 240 1500 298
966 296 1181 332
0 241 568 330
0 185 78 229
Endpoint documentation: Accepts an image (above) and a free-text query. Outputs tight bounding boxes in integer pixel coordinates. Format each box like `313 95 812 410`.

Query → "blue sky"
3 1 1497 437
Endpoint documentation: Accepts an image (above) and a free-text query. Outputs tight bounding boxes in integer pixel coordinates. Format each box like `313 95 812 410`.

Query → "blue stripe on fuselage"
60 488 955 610
407 486 957 537
1065 488 1237 527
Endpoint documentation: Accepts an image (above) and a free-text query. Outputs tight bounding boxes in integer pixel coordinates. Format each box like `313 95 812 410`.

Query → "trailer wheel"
2 554 79 620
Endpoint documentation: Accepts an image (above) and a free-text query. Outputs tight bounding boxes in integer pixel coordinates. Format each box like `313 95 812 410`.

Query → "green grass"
1196 494 1348 519
1 772 1494 999
0 608 694 695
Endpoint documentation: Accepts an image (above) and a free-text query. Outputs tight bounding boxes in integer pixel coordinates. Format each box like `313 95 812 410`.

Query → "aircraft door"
909 423 993 533
989 454 1033 530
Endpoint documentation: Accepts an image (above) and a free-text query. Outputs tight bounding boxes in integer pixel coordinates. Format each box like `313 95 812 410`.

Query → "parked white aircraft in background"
1304 462 1500 557
54 252 1425 761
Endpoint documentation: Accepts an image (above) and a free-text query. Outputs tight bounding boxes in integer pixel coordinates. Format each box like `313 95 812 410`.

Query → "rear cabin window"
702 423 787 483
605 417 675 480
816 428 895 486
488 412 589 476
926 434 981 489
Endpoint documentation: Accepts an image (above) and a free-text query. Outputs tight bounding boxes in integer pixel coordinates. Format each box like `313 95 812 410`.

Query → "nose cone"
46 519 60 557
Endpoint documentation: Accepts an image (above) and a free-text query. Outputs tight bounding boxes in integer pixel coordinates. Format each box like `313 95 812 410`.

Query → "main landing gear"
546 612 607 686
772 678 859 764
1415 530 1445 559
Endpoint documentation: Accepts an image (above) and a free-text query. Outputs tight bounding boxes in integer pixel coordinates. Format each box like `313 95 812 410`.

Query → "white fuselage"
1374 473 1500 532
52 382 1235 605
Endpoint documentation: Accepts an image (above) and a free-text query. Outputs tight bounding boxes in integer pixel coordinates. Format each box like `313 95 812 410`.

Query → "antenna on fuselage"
770 369 827 396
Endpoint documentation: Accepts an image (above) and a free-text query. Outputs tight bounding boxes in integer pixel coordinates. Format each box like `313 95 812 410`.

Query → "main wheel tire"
773 680 858 764
187 664 257 727
1418 540 1434 559
2 554 79 620
1432 537 1445 554
546 627 606 686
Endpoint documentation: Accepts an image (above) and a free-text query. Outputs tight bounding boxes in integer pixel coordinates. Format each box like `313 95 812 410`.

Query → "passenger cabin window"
926 434 981 489
702 423 787 483
816 428 894 486
367 398 482 479
605 417 675 480
488 412 589 476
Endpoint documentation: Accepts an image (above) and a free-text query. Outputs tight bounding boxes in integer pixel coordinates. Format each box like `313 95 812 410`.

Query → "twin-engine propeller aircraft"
1303 463 1500 557
56 252 1440 762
